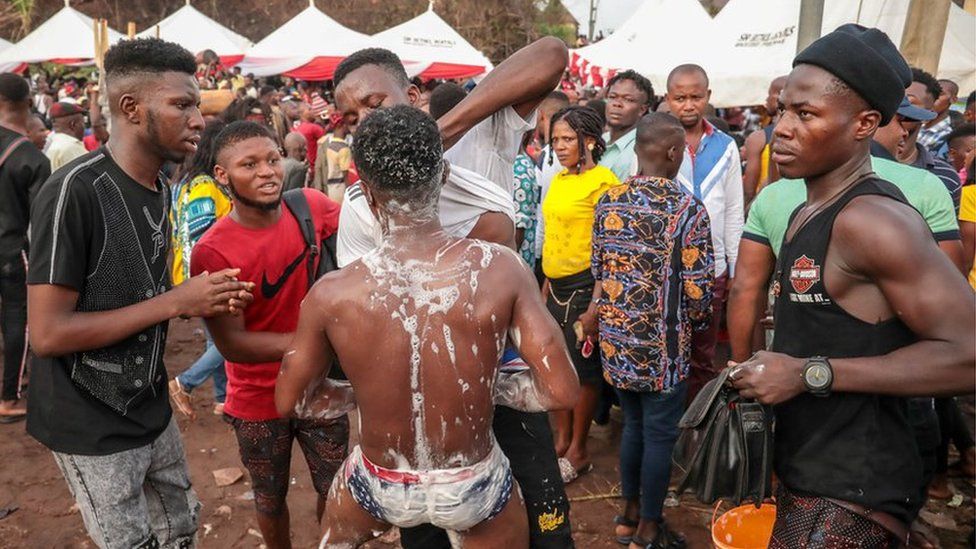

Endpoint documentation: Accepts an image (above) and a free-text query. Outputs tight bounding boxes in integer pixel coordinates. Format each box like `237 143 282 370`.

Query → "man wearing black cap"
727 24 975 547
45 101 87 171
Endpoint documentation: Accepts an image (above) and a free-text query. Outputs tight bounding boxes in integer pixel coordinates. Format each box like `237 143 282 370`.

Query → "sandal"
168 378 195 419
630 521 686 549
614 515 639 545
557 457 593 484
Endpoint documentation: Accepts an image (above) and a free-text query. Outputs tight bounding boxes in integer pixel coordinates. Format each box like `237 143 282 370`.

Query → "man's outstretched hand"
170 268 255 318
728 350 806 405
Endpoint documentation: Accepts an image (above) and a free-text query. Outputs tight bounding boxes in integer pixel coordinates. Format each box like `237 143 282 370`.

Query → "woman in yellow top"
541 105 620 482
960 181 975 289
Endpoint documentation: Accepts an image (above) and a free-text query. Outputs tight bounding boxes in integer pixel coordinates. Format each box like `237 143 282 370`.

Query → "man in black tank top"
726 25 975 548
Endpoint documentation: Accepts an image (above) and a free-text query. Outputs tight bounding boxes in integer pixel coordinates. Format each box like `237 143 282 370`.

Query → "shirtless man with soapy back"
274 105 581 549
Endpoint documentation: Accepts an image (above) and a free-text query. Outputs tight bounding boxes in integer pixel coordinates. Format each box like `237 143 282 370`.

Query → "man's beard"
226 175 281 211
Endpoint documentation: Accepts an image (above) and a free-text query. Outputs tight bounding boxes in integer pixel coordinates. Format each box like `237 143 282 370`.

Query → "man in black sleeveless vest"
26 38 254 548
728 25 976 547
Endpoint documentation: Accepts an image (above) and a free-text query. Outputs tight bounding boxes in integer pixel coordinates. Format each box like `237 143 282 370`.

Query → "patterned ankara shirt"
513 153 540 268
592 176 714 392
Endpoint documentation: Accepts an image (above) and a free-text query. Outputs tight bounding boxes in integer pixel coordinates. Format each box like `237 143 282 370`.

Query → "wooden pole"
900 0 951 75
127 21 135 38
796 0 825 53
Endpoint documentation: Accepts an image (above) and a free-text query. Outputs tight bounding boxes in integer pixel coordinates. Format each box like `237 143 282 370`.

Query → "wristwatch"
802 356 833 397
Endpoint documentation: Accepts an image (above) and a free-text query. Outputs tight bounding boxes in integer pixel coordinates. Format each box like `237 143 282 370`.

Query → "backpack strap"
281 188 320 290
0 136 29 171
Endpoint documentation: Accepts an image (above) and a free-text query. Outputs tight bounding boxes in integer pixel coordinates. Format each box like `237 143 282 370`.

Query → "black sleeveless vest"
771 177 921 524
70 172 170 416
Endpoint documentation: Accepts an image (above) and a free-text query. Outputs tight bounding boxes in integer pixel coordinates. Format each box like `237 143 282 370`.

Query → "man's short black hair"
946 122 975 149
910 67 942 102
636 112 684 145
938 79 959 97
104 37 195 79
667 64 709 89
0 74 30 103
259 85 275 98
428 82 467 120
333 48 410 90
967 91 975 107
214 120 276 160
352 105 443 210
607 69 655 107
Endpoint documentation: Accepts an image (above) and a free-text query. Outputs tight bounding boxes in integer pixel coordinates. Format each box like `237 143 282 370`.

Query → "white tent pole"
796 0 824 53
64 0 70 6
428 0 434 12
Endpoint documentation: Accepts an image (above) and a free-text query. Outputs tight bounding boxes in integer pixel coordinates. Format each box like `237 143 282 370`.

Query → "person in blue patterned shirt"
588 113 714 548
513 132 540 269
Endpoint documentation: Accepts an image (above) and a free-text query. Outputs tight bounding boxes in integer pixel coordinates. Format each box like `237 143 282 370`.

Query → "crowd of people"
0 21 973 549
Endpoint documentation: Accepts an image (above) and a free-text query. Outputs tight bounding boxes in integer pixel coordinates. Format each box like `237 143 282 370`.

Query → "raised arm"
28 269 252 357
438 37 567 150
495 252 579 412
274 281 354 418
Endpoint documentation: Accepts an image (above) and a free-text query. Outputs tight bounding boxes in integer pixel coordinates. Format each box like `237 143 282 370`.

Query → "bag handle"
678 366 733 429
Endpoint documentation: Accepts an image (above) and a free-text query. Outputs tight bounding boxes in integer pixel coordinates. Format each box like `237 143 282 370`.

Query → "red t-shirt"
190 189 340 420
295 121 325 171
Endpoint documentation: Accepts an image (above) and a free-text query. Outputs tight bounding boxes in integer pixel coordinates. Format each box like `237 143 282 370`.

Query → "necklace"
785 170 873 243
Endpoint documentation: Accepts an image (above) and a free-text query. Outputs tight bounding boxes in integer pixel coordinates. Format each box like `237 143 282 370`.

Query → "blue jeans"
176 326 227 403
616 381 687 521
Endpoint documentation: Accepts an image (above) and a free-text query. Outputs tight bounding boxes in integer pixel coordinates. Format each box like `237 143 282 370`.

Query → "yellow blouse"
542 165 620 278
959 184 975 289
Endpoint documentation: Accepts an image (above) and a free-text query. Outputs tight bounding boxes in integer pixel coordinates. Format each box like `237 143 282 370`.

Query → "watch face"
805 363 831 390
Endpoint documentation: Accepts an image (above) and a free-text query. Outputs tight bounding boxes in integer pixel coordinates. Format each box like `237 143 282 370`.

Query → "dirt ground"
0 319 973 548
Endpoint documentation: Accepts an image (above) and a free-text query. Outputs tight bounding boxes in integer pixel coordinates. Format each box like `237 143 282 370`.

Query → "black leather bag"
671 368 774 506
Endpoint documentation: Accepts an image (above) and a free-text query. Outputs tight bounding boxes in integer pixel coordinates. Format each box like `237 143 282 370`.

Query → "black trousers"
0 253 27 401
399 405 574 548
935 397 976 474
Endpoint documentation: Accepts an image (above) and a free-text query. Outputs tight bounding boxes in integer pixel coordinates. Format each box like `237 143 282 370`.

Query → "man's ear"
854 109 882 142
118 92 140 125
406 84 422 107
213 163 229 186
667 144 676 163
441 159 451 187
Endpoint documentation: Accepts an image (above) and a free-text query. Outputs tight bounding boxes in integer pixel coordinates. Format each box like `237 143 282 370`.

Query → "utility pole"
796 0 825 53
588 0 599 42
900 0 951 75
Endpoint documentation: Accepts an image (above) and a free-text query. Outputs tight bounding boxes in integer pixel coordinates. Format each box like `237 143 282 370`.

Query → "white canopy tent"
570 0 798 107
0 38 19 74
822 0 975 93
571 0 975 107
371 2 493 79
138 2 253 66
0 2 123 68
236 0 371 80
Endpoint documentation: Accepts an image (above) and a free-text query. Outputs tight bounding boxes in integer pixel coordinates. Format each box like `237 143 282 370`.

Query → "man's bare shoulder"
305 261 372 308
833 193 934 270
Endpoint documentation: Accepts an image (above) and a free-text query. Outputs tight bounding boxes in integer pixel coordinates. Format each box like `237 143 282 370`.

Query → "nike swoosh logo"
261 249 307 299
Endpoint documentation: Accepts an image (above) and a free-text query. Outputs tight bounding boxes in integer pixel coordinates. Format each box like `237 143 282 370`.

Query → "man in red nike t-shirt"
191 121 347 548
